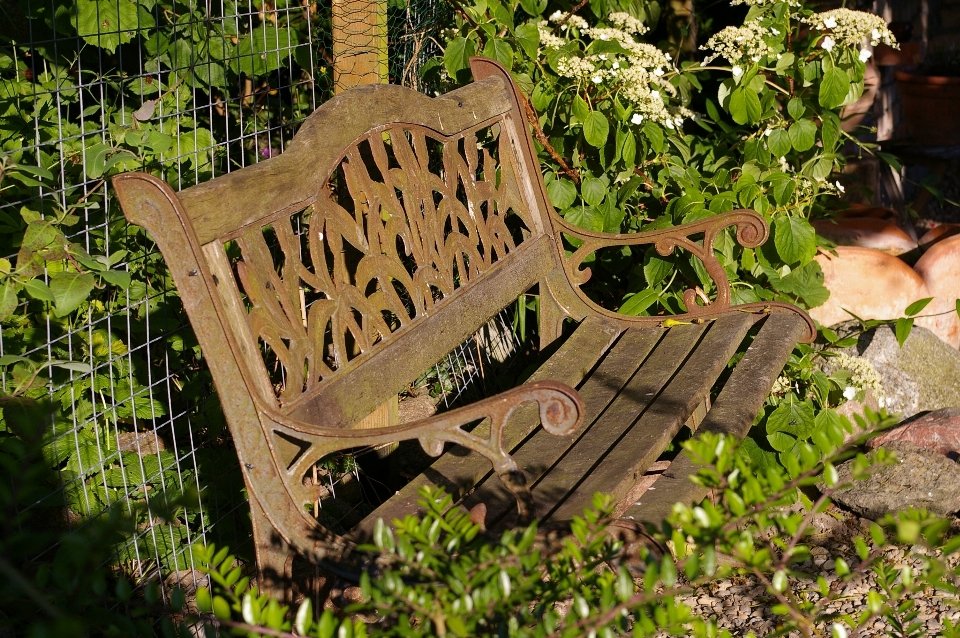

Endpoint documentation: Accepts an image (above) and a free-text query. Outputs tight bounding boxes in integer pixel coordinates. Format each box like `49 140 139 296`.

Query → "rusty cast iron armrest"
261 381 584 523
551 208 816 341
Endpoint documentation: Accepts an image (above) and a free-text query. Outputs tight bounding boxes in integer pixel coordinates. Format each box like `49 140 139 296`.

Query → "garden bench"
113 57 814 596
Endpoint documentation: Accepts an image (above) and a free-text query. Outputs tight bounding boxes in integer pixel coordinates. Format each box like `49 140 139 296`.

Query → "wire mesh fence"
1 0 456 596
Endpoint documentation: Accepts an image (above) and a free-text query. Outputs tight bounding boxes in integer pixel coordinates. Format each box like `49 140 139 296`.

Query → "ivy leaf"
50 272 96 318
583 111 610 148
580 177 606 207
443 37 474 76
820 67 851 109
774 216 816 265
788 119 817 152
546 179 577 210
895 317 914 348
619 289 659 316
768 129 791 157
482 38 514 69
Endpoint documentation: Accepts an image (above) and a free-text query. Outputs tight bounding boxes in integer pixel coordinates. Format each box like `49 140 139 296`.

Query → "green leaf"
774 216 817 265
766 398 816 440
643 121 664 154
877 152 902 172
75 0 152 54
787 98 805 120
85 144 113 180
0 282 16 322
895 317 914 348
50 272 96 318
776 260 829 307
643 249 673 286
213 596 231 622
904 297 933 316
618 129 637 166
768 129 791 157
583 111 610 148
100 270 132 289
564 205 604 232
482 38 514 69
515 23 540 58
580 177 606 207
519 0 547 15
821 111 841 152
820 67 851 109
788 119 817 152
236 27 299 77
619 289 659 316
729 87 761 125
773 179 796 207
22 279 56 303
546 179 577 210
572 95 590 123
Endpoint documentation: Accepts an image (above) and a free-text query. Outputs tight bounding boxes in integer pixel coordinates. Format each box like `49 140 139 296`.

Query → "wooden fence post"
332 0 388 91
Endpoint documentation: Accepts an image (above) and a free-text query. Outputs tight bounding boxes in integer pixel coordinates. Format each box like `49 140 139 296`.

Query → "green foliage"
193 415 960 638
0 0 323 574
430 0 888 315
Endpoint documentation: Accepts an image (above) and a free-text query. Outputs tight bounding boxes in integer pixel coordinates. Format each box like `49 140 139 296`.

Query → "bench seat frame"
113 57 814 596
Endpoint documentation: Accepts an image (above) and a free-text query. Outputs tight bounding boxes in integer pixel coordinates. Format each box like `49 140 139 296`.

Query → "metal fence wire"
0 0 456 598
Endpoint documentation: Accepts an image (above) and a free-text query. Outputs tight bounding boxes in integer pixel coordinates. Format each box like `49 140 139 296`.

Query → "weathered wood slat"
623 313 807 525
286 236 557 429
460 327 664 523
352 315 621 538
517 322 707 526
545 313 756 523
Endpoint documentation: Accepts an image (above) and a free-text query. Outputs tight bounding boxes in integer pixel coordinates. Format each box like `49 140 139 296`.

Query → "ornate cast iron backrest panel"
217 121 535 408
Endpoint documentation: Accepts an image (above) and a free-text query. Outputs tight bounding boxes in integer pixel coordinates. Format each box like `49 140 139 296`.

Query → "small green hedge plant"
190 412 960 638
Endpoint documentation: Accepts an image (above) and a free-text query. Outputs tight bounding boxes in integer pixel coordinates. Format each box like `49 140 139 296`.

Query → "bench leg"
250 493 294 601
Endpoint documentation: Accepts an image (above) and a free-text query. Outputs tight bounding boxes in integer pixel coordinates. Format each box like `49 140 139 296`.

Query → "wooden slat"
351 315 621 538
514 322 707 526
287 236 556 429
460 327 664 523
624 313 807 524
545 313 756 523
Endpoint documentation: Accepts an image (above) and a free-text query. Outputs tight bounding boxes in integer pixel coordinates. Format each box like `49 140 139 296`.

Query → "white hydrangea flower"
701 25 776 66
859 48 872 62
833 353 885 405
732 65 743 77
803 9 897 47
631 113 644 124
835 180 845 193
821 36 836 52
843 386 857 400
732 0 800 6
607 12 648 35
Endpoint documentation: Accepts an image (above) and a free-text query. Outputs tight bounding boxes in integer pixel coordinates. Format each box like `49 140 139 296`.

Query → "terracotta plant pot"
895 68 960 146
874 42 922 67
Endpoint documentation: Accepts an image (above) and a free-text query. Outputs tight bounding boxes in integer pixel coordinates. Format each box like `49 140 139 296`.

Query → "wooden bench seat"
113 57 813 598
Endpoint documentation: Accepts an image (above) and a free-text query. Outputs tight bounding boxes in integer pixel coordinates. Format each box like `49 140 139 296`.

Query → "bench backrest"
113 59 560 428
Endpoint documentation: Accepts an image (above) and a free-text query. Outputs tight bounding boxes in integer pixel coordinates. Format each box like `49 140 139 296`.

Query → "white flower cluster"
607 12 648 35
543 14 692 127
804 9 897 47
832 353 886 406
548 10 588 31
701 24 777 66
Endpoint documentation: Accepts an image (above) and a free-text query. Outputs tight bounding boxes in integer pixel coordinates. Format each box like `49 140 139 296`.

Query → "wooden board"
460 326 664 523
351 315 622 538
545 313 755 522
623 312 807 524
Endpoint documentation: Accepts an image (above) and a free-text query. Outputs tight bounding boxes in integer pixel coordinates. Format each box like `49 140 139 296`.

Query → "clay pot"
914 234 960 348
874 42 922 67
811 246 930 328
895 68 960 146
812 217 918 257
835 205 898 220
840 62 879 132
919 224 960 251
